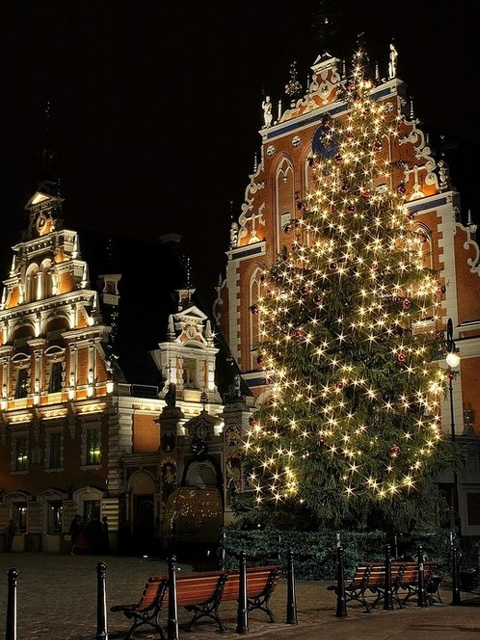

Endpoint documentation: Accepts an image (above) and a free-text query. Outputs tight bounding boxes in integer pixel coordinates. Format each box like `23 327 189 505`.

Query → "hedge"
221 527 453 581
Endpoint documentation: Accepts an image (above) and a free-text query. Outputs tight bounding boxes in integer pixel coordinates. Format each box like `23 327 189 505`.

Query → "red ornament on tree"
402 299 411 309
297 201 306 211
313 294 324 306
283 223 292 234
347 204 356 213
397 183 407 196
309 157 318 168
341 182 349 193
256 354 265 366
390 444 401 456
335 154 343 164
329 262 338 271
300 286 309 297
372 141 382 152
372 261 379 271
396 352 406 363
249 304 259 316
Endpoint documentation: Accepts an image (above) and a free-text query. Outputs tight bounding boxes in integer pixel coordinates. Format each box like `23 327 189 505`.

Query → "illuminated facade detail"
215 48 480 537
0 185 253 552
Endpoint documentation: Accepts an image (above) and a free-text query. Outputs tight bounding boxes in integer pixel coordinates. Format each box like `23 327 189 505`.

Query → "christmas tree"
243 49 451 532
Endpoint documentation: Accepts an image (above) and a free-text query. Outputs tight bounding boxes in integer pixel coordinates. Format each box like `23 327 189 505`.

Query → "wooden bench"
223 565 282 623
394 561 442 606
328 560 442 613
111 576 168 640
112 565 281 637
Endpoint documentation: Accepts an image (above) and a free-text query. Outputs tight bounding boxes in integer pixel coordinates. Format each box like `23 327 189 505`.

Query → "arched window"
413 223 434 270
40 259 53 299
276 158 295 253
25 264 39 303
249 268 263 369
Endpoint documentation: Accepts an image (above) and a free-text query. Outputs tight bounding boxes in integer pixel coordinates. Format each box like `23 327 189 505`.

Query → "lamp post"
445 318 461 536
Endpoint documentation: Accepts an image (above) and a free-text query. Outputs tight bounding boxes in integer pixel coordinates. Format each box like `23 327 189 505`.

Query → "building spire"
36 100 57 188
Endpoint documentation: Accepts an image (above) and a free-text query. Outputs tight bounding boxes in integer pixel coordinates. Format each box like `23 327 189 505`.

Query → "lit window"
48 501 63 534
15 369 29 399
49 362 63 393
14 436 28 471
183 358 197 388
14 503 27 533
86 428 101 465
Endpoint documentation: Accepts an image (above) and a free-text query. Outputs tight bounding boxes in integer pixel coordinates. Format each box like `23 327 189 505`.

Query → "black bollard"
236 550 249 634
96 562 108 640
286 548 298 625
167 556 179 640
5 568 18 640
383 544 393 610
417 546 426 607
335 546 347 618
451 545 461 606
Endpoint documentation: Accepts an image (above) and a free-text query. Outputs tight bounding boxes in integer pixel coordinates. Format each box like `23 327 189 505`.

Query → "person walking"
68 514 81 555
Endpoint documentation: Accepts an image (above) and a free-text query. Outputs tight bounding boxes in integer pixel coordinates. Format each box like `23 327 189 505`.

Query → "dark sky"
1 0 479 304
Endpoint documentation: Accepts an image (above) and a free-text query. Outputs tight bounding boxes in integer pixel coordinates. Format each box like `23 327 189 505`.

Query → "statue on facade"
165 382 176 408
262 95 273 128
388 43 398 79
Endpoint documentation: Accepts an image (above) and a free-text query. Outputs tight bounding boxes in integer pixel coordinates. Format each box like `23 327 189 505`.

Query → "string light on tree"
242 48 451 530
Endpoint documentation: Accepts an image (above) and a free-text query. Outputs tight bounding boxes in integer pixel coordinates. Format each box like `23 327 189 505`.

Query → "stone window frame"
45 427 64 471
12 431 29 474
44 346 66 395
81 420 102 469
12 352 30 400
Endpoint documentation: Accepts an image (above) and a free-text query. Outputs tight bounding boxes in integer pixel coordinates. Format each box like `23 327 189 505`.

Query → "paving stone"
0 553 480 639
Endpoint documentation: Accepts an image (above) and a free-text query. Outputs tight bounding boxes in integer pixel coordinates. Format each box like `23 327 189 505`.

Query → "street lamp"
445 317 461 535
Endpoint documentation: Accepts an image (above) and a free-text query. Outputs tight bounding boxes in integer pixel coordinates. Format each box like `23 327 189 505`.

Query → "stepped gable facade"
0 185 250 553
214 49 480 537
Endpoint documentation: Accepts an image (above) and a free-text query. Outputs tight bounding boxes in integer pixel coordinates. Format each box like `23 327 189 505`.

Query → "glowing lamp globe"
446 351 461 368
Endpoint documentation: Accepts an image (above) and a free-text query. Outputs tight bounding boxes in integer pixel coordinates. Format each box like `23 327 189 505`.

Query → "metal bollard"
335 546 347 618
236 550 249 634
167 556 179 640
286 548 297 625
96 562 108 640
5 568 18 640
383 544 393 610
417 546 426 607
451 545 461 606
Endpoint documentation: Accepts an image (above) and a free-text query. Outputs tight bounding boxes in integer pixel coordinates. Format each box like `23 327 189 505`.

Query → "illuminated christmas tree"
243 49 451 531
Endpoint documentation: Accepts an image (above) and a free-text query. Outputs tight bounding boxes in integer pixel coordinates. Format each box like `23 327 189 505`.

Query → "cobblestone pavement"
0 553 480 639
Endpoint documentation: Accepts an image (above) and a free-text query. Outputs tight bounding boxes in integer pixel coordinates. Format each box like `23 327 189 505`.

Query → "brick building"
0 182 251 553
214 49 480 537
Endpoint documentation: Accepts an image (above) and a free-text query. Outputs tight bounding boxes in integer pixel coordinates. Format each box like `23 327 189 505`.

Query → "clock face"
36 213 47 231
312 124 339 158
196 424 208 440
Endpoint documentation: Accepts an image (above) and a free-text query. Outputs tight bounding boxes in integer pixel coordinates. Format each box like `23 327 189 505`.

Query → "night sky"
1 1 479 305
